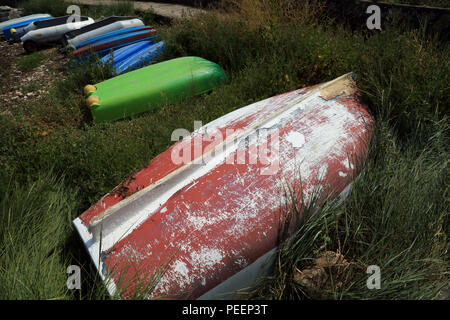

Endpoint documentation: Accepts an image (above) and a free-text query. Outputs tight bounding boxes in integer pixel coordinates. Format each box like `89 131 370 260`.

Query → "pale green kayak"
84 56 228 123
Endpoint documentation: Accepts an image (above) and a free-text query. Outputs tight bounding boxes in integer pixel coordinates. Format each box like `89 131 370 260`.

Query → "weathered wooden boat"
73 73 373 299
83 56 227 123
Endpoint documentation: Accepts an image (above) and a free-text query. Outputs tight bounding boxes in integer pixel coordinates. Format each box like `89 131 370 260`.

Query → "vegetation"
17 51 45 71
0 0 448 299
248 119 448 299
21 0 135 19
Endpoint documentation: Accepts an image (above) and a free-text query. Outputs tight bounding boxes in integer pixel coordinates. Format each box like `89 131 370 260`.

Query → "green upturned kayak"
84 56 228 123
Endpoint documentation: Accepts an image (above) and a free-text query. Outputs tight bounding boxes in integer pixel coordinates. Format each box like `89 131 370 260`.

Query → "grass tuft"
17 51 45 71
0 173 78 299
248 119 449 299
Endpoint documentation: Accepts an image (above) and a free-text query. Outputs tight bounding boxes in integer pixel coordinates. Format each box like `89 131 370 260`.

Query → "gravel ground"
0 41 68 114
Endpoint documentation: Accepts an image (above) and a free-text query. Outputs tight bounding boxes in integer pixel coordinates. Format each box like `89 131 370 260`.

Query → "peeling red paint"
75 74 374 299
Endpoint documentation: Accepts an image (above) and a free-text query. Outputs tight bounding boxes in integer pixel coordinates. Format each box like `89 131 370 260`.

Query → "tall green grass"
17 51 46 71
0 174 78 299
248 120 448 299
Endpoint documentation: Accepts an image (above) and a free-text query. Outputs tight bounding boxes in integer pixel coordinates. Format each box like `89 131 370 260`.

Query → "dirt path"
74 0 206 19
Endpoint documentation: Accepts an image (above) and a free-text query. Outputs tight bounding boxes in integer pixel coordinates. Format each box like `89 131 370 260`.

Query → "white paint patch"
155 259 191 293
186 215 211 229
338 171 347 177
173 260 189 278
152 246 225 295
190 247 224 269
285 131 306 148
342 159 354 170
160 207 168 213
317 163 329 181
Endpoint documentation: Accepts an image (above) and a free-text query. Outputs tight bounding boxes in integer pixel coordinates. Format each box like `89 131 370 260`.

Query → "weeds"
17 51 45 71
0 173 79 299
248 120 448 299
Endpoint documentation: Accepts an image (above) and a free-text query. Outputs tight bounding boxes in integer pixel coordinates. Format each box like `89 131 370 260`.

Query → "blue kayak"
0 14 52 34
101 41 166 74
94 34 159 58
2 16 53 40
74 30 159 60
0 13 51 34
73 26 151 49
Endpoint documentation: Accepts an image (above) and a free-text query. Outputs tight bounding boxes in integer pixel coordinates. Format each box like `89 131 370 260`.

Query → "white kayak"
20 16 94 53
66 18 144 49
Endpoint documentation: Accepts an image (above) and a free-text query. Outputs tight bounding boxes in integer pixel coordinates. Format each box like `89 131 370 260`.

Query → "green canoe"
84 56 228 123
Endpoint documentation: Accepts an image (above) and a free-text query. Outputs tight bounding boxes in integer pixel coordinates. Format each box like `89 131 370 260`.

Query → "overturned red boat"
73 73 374 299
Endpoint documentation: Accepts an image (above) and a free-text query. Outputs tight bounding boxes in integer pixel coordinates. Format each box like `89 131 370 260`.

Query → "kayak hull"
2 16 53 39
20 18 94 45
74 73 373 299
65 16 138 39
73 29 157 58
0 14 52 35
100 40 166 74
13 15 91 42
85 56 227 123
73 26 152 49
66 18 144 48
